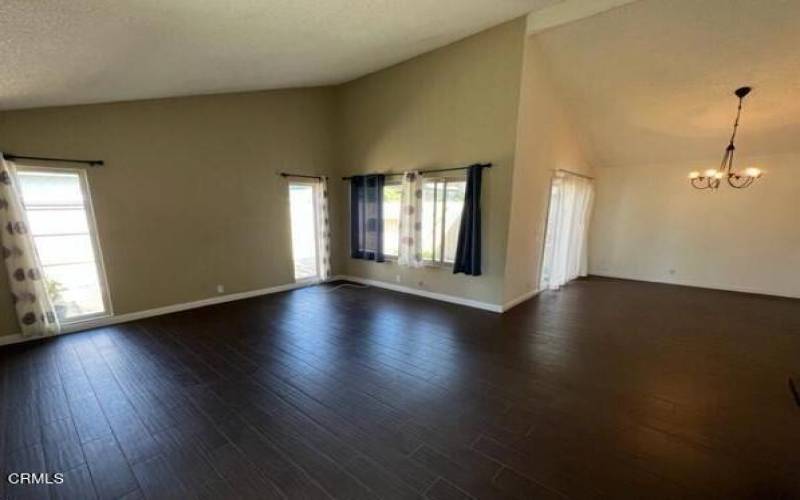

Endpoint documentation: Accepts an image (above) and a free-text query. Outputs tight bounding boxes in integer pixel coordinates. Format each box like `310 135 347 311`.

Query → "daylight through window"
422 177 466 264
16 168 110 322
382 181 402 258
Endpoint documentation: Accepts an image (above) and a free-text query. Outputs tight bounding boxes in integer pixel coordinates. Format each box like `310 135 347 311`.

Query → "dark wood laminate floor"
2 277 800 499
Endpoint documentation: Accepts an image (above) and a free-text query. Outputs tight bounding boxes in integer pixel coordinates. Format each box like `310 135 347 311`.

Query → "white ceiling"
0 0 564 110
533 0 800 168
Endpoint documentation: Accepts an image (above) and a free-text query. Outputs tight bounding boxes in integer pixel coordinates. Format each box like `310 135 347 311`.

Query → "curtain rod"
555 168 593 180
341 163 491 181
280 172 326 180
4 153 104 167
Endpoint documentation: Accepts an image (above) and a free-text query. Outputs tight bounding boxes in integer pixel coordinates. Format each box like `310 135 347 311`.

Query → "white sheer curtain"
398 171 424 267
0 154 60 336
315 177 331 280
540 171 594 290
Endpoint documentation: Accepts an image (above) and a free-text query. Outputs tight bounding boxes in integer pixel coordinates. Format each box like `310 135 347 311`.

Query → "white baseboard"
502 288 541 312
1 275 529 347
0 333 24 347
588 272 800 300
0 279 318 347
332 275 504 313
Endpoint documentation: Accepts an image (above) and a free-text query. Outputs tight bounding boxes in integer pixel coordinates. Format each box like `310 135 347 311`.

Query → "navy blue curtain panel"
453 164 483 276
350 174 385 262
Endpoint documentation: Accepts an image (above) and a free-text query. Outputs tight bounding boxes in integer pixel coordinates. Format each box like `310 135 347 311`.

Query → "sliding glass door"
288 181 319 281
540 172 594 290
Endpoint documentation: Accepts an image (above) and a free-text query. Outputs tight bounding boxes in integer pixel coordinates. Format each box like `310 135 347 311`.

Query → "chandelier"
689 86 763 189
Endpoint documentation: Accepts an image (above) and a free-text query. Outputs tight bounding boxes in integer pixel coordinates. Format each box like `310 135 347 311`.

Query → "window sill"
423 262 454 269
349 256 453 269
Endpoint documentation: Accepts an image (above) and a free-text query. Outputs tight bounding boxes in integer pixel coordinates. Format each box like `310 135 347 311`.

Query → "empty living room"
1 0 799 498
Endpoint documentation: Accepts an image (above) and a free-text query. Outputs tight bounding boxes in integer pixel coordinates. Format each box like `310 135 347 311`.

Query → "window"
16 167 111 323
375 175 467 264
382 181 402 258
422 176 466 264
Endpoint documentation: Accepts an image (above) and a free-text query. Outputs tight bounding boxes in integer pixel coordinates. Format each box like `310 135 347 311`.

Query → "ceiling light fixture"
689 86 763 190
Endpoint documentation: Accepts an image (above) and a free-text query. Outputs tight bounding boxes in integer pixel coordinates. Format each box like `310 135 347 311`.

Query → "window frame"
347 173 467 266
16 165 114 324
421 173 467 267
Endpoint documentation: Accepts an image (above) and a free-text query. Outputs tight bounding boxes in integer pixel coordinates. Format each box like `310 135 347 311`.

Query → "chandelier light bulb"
744 167 762 178
714 171 725 179
705 169 718 178
688 171 700 179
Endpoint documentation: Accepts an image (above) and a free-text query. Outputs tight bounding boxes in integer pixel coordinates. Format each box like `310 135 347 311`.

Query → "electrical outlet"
216 284 225 294
395 275 401 283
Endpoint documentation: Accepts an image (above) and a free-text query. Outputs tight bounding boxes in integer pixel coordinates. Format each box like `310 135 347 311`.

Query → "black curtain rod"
341 163 491 180
280 172 326 180
554 168 594 180
4 153 104 167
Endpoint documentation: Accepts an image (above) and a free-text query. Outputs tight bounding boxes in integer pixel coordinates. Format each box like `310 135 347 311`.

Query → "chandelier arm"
727 174 752 189
690 177 710 190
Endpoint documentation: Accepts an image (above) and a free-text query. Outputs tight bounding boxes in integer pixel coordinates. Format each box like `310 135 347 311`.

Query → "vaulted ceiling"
0 0 563 110
533 0 800 168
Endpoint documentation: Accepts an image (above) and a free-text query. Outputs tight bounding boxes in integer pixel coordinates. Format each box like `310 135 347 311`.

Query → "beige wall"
590 154 800 298
502 36 590 304
334 18 527 306
1 17 545 335
0 88 338 334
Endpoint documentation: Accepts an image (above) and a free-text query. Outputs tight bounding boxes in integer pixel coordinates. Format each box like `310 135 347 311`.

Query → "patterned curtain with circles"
315 177 331 280
398 171 424 267
0 155 60 336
